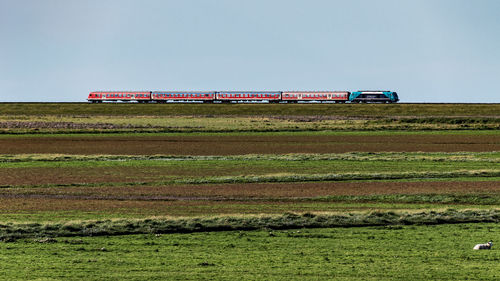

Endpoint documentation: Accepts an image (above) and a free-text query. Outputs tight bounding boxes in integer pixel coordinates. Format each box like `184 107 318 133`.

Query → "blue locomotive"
349 91 399 103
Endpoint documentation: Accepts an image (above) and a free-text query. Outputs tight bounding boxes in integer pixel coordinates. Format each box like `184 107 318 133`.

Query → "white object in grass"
473 241 493 250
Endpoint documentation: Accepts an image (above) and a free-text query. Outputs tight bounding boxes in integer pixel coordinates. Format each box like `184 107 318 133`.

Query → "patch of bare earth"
0 198 375 216
1 181 499 200
0 135 498 155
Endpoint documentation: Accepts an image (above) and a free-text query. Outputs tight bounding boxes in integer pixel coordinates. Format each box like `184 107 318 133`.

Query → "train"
87 90 399 103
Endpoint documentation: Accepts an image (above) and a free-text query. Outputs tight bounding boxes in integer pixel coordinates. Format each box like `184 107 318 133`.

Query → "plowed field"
1 134 498 155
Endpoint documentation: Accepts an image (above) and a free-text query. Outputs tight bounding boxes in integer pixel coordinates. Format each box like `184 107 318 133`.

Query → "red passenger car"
151 91 216 103
216 91 281 103
281 91 349 103
87 91 151 103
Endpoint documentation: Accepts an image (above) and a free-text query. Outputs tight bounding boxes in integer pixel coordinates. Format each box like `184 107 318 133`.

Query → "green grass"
2 152 498 163
2 152 498 170
1 114 498 134
2 222 500 280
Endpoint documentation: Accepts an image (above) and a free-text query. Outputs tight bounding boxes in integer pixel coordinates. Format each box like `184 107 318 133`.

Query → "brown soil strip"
1 181 499 200
0 198 396 216
0 167 167 186
0 135 498 155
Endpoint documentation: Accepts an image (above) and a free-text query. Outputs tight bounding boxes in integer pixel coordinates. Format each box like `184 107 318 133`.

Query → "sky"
0 0 499 102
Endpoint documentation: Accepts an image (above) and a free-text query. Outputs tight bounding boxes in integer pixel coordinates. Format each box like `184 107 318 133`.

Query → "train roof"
152 91 216 93
355 90 393 92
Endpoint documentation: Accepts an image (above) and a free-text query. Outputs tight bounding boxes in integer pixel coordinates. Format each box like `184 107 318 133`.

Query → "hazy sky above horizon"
1 0 499 102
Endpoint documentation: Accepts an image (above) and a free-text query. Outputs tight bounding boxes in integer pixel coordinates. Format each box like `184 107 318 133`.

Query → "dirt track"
1 134 498 155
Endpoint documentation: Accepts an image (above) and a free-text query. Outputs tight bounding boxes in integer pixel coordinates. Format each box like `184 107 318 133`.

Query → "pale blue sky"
0 0 499 102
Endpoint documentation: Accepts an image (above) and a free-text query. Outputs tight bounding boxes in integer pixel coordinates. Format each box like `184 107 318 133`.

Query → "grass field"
1 115 499 134
2 222 500 280
0 103 499 280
